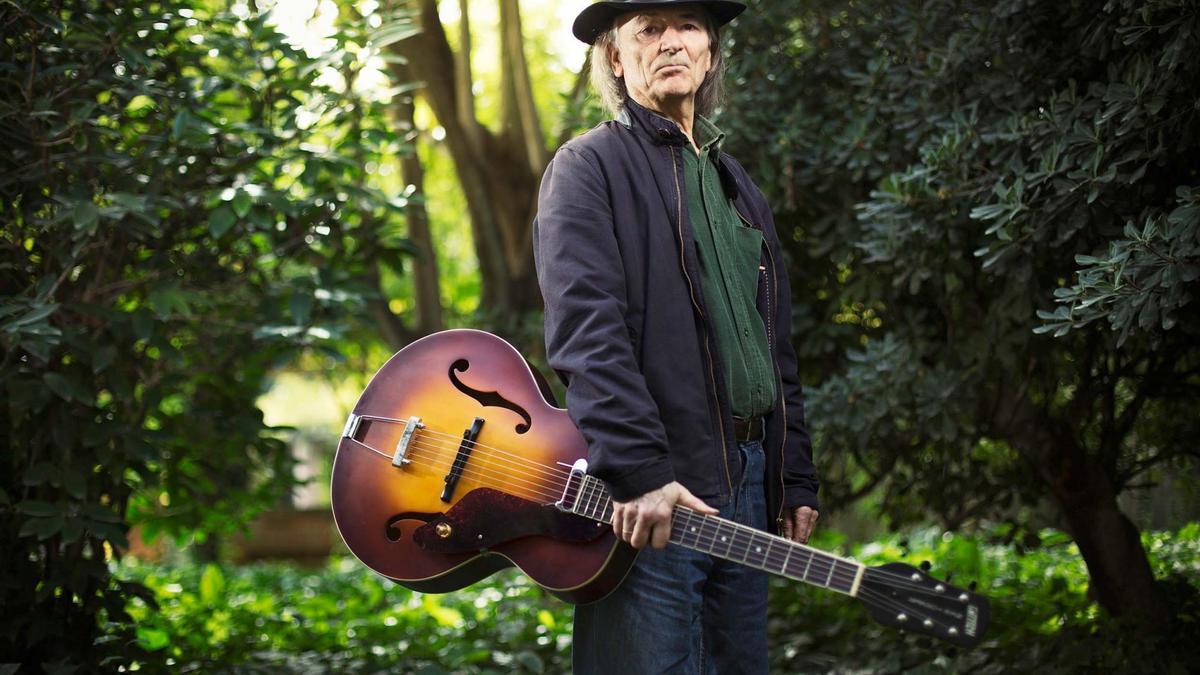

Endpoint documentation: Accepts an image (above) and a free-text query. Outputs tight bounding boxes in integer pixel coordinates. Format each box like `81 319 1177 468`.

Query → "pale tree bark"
385 0 563 315
392 64 444 338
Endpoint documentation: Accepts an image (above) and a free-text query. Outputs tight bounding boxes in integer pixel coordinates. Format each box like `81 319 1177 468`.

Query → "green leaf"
16 500 60 517
62 470 87 499
60 519 85 544
74 201 100 233
22 462 58 487
81 503 122 523
208 205 236 238
136 626 170 652
20 514 65 540
232 190 252 218
289 293 313 325
200 564 226 604
132 309 154 340
92 344 117 373
148 284 192 318
6 304 59 329
43 372 93 405
43 372 77 401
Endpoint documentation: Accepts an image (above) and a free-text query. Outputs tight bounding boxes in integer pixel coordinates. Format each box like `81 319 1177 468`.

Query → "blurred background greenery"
2 0 1198 672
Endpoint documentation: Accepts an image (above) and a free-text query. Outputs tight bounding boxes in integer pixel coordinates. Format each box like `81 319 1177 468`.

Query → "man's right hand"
611 481 718 550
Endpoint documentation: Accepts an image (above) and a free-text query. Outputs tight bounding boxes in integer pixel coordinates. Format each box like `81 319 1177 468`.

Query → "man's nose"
658 26 684 52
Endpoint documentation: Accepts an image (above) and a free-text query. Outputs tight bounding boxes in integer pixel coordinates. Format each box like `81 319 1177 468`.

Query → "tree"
380 0 591 318
724 0 1199 627
0 0 420 668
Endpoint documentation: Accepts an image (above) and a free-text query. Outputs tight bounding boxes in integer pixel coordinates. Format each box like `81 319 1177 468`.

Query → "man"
532 0 820 671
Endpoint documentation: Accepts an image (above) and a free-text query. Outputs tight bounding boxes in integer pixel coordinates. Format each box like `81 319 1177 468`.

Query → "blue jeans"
573 440 769 674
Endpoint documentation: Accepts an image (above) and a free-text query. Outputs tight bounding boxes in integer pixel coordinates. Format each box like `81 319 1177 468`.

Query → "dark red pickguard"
411 487 607 553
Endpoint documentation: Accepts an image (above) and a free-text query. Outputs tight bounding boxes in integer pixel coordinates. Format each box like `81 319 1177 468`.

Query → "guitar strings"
347 429 978 600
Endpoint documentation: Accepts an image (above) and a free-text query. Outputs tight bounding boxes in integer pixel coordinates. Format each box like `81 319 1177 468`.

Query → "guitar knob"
436 522 453 538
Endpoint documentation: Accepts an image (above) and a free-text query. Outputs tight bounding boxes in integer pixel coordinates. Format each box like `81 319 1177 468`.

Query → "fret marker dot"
721 536 728 542
691 527 697 532
923 619 933 628
948 627 958 636
755 546 762 553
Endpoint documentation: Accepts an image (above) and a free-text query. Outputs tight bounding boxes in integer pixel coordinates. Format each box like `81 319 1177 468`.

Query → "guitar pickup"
392 416 424 467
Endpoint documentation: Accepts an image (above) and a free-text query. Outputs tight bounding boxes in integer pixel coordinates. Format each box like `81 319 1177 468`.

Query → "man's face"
609 5 713 113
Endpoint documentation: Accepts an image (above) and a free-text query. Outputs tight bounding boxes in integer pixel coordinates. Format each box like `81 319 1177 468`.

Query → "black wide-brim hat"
572 0 747 44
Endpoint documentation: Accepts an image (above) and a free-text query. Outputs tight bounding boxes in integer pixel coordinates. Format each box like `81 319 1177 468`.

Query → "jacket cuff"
602 458 676 502
783 484 820 513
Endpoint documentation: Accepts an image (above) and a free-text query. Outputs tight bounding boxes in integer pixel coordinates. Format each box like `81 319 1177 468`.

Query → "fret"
801 550 813 582
585 478 602 521
825 559 837 588
828 562 857 595
744 530 765 566
579 477 593 518
761 536 775 573
710 516 729 554
681 511 702 549
779 541 793 577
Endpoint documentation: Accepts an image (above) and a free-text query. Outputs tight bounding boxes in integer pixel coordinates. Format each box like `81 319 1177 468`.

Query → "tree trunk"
1049 455 1168 626
1003 396 1169 626
386 0 547 316
392 63 443 336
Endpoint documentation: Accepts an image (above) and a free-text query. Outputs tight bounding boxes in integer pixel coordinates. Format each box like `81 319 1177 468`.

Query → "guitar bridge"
391 416 424 467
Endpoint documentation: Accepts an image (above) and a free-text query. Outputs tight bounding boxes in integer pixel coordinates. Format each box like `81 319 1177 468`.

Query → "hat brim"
572 0 747 44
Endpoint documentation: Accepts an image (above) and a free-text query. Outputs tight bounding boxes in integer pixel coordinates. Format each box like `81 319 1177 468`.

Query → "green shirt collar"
693 115 725 154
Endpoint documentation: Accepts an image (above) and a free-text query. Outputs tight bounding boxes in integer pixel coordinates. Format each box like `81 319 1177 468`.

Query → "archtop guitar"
331 329 990 647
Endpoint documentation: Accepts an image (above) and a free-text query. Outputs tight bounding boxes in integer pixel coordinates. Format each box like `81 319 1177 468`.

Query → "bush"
114 524 1199 673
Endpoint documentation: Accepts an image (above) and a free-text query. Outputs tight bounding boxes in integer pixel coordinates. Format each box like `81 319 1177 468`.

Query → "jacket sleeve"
756 181 821 512
532 144 676 502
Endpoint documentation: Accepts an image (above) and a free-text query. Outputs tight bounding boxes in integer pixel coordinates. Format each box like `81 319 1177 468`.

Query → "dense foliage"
723 0 1200 623
1 0 415 669
114 524 1200 673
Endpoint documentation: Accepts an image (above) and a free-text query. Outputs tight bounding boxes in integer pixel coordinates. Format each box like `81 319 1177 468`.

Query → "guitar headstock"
856 562 990 647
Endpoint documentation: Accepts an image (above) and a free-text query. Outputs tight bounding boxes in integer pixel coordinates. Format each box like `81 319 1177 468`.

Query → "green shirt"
682 116 777 418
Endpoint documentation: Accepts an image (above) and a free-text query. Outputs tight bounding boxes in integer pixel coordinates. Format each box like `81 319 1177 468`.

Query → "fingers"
677 486 718 515
790 507 819 544
612 482 708 550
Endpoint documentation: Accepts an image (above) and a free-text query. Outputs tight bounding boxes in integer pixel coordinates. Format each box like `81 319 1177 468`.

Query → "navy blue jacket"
533 99 819 533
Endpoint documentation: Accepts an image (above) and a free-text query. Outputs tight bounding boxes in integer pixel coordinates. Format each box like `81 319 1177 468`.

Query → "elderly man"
532 0 820 671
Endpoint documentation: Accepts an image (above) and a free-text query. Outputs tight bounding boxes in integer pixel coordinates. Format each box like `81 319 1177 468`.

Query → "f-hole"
386 513 436 541
448 359 532 433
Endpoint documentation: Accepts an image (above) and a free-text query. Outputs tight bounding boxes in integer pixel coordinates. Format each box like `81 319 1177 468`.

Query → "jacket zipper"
735 206 790 530
671 148 735 498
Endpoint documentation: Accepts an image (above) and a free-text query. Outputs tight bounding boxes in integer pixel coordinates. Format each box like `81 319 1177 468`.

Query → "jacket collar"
617 98 689 147
616 97 741 201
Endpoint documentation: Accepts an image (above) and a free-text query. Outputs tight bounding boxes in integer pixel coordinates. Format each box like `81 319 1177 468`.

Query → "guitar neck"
566 473 865 597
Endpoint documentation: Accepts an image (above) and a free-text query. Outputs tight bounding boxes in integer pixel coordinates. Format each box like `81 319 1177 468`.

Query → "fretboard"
568 474 864 596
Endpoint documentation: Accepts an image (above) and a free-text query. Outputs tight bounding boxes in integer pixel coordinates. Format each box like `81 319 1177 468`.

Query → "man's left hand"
781 506 818 544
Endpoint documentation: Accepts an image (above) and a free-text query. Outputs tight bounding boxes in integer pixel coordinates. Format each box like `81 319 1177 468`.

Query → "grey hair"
588 12 726 118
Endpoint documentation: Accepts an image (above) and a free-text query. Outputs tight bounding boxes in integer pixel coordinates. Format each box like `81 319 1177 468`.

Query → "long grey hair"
588 13 726 118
